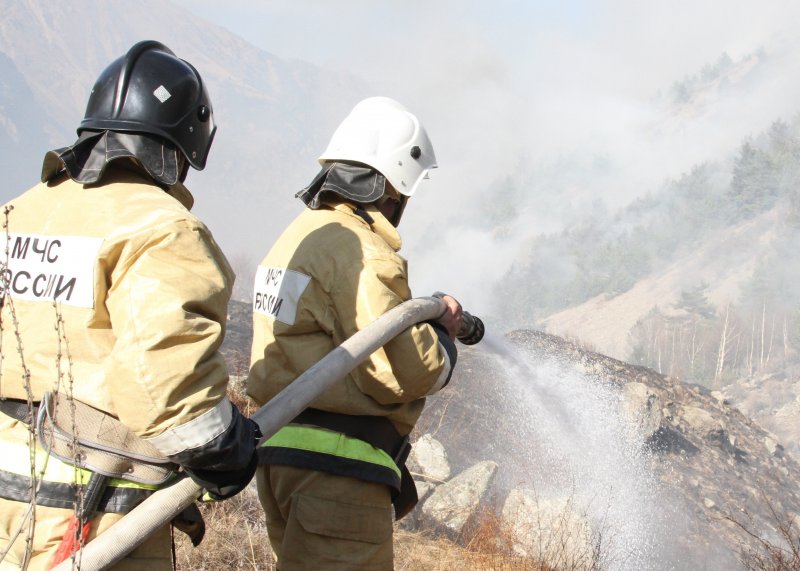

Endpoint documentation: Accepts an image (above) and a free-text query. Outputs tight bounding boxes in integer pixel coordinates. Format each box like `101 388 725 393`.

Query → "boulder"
421 460 497 536
501 489 594 566
397 479 438 531
408 434 451 482
621 381 662 439
682 405 722 434
414 479 436 502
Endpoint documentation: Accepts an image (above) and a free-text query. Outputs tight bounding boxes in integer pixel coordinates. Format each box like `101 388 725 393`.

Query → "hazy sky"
171 1 800 315
169 0 800 192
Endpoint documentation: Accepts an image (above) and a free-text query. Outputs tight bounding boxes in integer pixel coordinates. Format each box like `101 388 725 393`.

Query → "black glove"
184 452 258 501
172 503 206 546
182 418 262 501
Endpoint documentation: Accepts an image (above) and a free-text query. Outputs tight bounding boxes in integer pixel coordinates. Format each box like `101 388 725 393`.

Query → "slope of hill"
658 51 764 127
495 111 800 463
542 207 781 359
488 330 800 569
0 49 50 193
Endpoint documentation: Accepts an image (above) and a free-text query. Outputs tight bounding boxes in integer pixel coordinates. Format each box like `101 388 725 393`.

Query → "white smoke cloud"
178 0 800 320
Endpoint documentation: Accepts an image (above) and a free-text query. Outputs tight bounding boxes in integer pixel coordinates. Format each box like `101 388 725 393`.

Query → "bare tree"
715 304 731 386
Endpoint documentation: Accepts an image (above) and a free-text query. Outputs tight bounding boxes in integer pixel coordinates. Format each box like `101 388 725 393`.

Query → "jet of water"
477 333 690 571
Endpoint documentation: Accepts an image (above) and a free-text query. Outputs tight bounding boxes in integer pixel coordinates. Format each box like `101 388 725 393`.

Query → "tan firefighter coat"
247 201 453 435
0 163 234 449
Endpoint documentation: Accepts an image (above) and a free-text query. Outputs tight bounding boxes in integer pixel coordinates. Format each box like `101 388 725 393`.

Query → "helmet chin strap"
376 193 408 227
178 156 190 183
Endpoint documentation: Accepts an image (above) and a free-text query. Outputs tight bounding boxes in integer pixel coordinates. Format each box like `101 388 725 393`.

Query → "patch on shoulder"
252 266 311 325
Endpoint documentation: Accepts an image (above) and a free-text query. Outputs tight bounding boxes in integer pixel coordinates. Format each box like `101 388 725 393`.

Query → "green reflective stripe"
1 440 161 490
106 478 161 490
263 425 401 479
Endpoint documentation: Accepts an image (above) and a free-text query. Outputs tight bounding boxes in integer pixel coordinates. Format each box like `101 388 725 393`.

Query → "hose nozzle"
457 310 485 345
432 292 485 345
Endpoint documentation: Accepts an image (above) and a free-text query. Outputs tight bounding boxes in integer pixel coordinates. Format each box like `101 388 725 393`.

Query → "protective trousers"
256 465 394 571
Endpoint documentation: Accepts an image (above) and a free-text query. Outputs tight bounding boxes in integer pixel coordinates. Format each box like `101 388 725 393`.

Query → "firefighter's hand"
189 454 257 501
435 294 463 340
185 419 261 501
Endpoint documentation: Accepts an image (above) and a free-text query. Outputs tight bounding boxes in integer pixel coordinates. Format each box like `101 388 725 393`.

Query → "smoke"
182 0 800 324
26 0 800 322
386 2 800 324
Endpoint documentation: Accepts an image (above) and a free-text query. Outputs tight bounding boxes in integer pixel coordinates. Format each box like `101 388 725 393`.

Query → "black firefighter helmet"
42 40 216 186
80 40 216 171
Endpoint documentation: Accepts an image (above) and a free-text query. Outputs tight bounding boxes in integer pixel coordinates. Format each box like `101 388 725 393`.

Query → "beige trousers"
0 498 172 571
256 465 394 571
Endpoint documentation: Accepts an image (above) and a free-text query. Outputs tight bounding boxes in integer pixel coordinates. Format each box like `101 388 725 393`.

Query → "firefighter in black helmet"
0 41 258 570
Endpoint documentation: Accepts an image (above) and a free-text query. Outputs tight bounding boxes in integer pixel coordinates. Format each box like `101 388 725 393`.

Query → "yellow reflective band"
263 425 401 479
1 439 160 490
106 479 160 490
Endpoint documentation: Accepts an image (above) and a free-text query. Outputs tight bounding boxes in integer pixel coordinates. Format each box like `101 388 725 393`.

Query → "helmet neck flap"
41 130 181 186
297 161 387 209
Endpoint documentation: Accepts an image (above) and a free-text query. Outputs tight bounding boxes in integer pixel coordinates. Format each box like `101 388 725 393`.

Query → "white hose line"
250 297 445 441
52 296 445 571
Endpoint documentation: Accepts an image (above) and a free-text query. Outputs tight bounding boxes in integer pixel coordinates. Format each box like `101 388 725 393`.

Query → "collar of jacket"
73 161 196 211
118 162 196 211
331 202 402 252
165 181 194 210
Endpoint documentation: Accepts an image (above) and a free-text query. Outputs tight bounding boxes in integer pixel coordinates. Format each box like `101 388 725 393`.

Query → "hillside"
542 207 781 359
486 104 800 463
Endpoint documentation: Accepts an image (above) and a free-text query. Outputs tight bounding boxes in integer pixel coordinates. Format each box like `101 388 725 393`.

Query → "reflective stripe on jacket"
0 412 161 513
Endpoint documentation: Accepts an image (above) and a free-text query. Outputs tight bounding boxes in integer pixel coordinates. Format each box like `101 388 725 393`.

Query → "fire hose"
52 296 484 571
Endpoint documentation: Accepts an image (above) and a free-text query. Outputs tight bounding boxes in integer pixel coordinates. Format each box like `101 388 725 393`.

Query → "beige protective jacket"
0 164 235 454
247 202 454 435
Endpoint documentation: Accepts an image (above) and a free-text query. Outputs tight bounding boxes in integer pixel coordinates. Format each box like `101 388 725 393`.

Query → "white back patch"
153 85 172 103
0 234 103 308
252 266 311 325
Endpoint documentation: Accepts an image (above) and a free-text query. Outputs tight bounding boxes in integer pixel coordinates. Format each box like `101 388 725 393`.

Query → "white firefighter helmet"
319 97 437 197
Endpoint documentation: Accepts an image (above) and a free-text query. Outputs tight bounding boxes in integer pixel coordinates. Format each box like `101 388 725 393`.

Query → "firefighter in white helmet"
247 97 462 570
0 41 259 570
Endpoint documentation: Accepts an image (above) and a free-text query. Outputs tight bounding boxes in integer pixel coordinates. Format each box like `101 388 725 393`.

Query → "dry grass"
175 491 604 571
725 493 800 571
227 375 259 417
395 529 548 571
174 490 275 570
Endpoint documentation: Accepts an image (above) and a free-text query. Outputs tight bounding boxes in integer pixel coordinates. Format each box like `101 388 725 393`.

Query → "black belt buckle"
393 435 411 467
